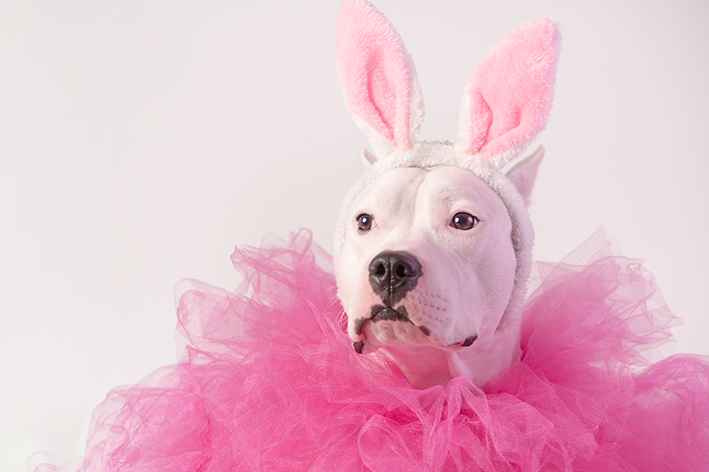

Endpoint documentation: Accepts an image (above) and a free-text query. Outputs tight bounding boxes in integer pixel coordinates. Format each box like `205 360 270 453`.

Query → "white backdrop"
2 0 707 469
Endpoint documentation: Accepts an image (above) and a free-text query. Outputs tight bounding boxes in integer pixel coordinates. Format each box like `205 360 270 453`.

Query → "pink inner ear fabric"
465 18 560 157
336 0 411 148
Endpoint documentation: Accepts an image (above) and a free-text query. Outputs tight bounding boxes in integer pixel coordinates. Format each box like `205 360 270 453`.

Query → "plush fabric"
335 0 424 156
454 18 560 165
32 229 709 471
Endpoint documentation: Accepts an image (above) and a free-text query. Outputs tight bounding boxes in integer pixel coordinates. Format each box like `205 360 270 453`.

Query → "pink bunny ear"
506 145 544 206
454 18 560 168
336 0 424 158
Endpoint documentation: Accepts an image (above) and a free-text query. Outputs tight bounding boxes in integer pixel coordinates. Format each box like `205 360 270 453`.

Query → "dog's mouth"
370 305 414 324
352 305 477 354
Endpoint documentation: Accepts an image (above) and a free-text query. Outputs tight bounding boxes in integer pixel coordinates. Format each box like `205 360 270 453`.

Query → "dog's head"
332 0 560 388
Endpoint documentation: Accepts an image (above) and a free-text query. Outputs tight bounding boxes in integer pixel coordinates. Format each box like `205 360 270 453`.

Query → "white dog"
332 0 560 389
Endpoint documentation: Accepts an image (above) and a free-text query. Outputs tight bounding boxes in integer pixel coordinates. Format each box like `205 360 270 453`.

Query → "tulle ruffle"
33 229 709 471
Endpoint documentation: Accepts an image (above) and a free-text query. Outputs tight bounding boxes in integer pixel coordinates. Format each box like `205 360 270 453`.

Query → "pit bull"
332 0 560 389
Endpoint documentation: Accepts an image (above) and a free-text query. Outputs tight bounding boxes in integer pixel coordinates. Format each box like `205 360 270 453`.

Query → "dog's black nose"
369 251 422 307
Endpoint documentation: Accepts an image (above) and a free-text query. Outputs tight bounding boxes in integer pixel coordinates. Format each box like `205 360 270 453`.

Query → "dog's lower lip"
370 305 408 323
366 305 433 337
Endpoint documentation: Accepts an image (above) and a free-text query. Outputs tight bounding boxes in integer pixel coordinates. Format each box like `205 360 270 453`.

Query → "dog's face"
336 165 517 354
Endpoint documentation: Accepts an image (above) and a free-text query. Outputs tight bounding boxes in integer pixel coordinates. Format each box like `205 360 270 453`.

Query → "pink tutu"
34 229 709 471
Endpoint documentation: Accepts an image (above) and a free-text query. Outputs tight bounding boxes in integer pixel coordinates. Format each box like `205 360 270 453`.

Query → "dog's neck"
380 345 455 389
448 318 523 388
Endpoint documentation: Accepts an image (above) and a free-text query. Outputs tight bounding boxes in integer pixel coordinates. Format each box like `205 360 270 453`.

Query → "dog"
331 0 560 389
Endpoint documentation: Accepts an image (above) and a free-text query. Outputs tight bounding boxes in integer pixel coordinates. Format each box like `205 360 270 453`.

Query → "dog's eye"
452 212 478 230
357 214 374 231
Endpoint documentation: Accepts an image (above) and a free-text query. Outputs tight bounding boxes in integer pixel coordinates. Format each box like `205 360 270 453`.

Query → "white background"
1 0 707 469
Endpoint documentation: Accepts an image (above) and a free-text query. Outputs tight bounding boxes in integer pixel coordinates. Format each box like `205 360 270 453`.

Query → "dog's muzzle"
352 250 478 355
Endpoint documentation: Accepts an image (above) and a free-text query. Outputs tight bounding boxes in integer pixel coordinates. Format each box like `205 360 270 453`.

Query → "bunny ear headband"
333 0 561 321
335 0 560 165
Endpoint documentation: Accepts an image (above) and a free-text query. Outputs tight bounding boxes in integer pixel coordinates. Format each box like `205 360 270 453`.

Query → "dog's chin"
358 319 431 353
353 311 476 356
349 304 432 351
356 321 477 356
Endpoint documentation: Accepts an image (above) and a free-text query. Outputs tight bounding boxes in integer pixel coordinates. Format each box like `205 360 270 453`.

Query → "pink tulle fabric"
35 229 709 471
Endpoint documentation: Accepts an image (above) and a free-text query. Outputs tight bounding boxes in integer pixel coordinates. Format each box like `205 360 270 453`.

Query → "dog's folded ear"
336 0 425 160
506 145 544 206
359 149 377 173
454 18 561 170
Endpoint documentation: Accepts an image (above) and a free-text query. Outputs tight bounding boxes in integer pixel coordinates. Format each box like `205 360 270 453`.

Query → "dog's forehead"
354 167 426 206
353 165 504 215
418 166 502 204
